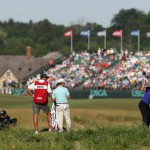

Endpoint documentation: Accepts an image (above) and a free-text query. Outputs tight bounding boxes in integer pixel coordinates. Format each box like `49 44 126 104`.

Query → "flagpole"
71 32 73 52
104 30 107 49
138 30 140 53
112 30 122 52
88 30 90 50
64 30 73 52
121 33 122 51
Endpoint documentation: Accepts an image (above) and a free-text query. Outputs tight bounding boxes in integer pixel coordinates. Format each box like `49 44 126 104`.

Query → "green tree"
111 8 145 29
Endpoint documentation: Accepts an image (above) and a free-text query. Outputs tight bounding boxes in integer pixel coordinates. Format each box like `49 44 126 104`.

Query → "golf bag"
50 102 59 131
0 110 17 130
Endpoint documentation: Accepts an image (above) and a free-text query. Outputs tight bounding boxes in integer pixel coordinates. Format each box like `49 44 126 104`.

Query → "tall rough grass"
0 125 150 150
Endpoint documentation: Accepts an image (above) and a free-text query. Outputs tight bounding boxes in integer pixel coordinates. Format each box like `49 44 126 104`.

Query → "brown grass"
71 108 141 129
6 108 142 131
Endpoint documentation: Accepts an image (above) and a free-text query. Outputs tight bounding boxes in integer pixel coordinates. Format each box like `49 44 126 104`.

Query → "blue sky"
0 0 149 27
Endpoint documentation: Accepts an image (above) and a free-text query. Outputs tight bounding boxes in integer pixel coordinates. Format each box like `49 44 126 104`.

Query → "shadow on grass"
40 127 67 132
40 127 49 132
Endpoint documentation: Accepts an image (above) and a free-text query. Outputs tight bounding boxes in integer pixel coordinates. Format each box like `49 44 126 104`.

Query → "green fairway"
0 95 141 111
0 95 32 108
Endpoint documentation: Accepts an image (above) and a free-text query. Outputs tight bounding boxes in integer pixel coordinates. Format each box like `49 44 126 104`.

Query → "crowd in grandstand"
26 48 150 91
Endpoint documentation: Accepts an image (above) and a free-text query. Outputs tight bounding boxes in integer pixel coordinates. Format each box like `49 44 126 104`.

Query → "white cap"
57 78 66 84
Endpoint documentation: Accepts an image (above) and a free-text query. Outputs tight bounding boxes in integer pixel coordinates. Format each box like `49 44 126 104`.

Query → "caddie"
26 73 52 134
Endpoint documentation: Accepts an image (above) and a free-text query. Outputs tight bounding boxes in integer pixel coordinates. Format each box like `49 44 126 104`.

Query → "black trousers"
139 101 150 126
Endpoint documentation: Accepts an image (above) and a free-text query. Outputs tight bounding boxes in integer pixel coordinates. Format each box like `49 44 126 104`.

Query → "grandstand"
26 49 150 91
1 47 150 96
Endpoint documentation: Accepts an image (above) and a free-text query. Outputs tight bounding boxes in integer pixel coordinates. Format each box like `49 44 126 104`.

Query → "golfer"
26 73 52 134
52 78 71 132
139 76 150 126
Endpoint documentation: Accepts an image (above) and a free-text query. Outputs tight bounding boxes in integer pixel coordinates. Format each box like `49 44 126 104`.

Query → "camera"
0 110 17 130
142 71 146 76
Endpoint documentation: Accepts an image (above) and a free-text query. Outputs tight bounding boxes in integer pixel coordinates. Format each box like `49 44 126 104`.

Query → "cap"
57 78 67 84
40 73 48 79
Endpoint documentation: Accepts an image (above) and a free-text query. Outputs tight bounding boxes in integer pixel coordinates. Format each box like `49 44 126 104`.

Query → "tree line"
0 8 150 57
